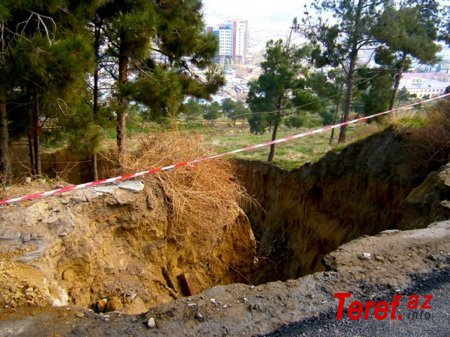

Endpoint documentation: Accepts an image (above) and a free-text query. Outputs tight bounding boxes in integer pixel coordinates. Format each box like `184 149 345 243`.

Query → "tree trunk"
329 84 343 146
117 36 128 154
338 0 364 144
27 107 35 175
268 107 281 163
92 18 101 180
32 86 41 176
389 52 407 111
0 86 11 184
338 57 356 144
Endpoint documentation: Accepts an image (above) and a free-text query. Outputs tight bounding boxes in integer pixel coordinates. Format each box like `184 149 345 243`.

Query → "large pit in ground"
237 129 449 284
0 128 449 314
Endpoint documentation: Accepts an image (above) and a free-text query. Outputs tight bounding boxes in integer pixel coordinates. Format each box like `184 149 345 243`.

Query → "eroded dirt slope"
237 129 450 283
0 220 448 337
0 179 256 313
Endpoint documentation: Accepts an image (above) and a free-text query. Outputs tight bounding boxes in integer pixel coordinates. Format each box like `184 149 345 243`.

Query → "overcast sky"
202 0 450 29
202 0 308 30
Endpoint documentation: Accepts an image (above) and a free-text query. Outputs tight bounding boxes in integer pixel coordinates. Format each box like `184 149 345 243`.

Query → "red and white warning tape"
1 93 448 206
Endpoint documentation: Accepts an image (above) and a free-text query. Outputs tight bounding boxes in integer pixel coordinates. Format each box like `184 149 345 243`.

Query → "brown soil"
0 177 256 314
0 220 448 337
0 127 448 336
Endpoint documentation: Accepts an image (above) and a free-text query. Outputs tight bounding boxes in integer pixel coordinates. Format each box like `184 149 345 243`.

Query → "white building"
233 20 249 63
400 73 449 99
217 24 233 59
207 20 249 64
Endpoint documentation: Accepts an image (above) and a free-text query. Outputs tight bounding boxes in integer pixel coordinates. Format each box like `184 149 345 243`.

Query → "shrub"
398 99 450 172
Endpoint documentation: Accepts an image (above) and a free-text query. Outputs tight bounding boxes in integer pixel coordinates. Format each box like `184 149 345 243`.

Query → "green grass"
206 123 380 170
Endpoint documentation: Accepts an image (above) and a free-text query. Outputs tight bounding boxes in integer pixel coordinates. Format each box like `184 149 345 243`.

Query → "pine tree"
7 1 93 176
305 0 386 143
97 0 222 153
203 102 220 125
373 4 441 110
247 40 311 162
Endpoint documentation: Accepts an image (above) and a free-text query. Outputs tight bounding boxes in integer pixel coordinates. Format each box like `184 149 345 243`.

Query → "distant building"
399 73 450 99
233 20 249 63
207 20 249 64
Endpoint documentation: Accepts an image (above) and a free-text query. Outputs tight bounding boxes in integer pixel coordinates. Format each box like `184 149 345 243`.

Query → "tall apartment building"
207 20 249 64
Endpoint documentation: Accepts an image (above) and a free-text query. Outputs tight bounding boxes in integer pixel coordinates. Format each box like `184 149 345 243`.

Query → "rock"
147 317 156 328
358 253 371 260
195 311 204 321
76 312 85 318
0 230 21 240
93 185 117 194
374 254 384 262
118 181 145 192
55 210 75 237
22 233 31 243
380 230 401 235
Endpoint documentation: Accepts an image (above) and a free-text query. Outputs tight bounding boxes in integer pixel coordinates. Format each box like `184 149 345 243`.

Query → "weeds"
396 99 450 173
106 132 253 247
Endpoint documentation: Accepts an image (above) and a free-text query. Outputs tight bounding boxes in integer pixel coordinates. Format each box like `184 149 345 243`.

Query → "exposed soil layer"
0 179 256 313
236 129 450 283
1 220 448 337
0 127 449 333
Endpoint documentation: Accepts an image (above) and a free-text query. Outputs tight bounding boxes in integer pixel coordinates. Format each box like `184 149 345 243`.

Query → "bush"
283 111 323 128
399 99 450 172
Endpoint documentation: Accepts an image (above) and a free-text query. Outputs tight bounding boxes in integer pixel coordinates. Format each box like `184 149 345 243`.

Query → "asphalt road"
264 268 450 337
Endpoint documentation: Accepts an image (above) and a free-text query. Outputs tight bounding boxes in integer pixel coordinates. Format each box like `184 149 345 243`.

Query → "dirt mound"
0 178 256 314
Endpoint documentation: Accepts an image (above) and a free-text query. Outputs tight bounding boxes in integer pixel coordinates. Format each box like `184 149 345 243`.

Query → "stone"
0 230 21 240
195 311 204 321
93 185 117 194
76 312 85 318
358 253 371 260
55 210 75 237
147 317 156 328
118 181 145 192
22 233 31 243
374 254 384 262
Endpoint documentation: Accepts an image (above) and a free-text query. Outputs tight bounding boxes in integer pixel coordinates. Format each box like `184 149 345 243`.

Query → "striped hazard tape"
1 93 449 206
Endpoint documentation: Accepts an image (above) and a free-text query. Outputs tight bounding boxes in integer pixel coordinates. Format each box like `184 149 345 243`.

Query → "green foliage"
247 40 313 134
203 102 220 121
95 0 223 134
359 70 392 115
221 98 236 116
284 111 323 128
248 111 268 135
183 99 203 119
373 5 441 65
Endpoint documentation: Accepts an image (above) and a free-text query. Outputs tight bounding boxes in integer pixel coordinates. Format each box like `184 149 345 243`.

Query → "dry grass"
0 176 69 201
396 99 450 173
105 132 253 246
384 107 429 129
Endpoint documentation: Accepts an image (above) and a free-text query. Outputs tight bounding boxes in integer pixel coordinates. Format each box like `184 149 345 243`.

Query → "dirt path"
1 220 448 337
